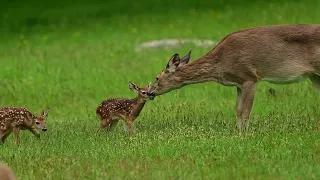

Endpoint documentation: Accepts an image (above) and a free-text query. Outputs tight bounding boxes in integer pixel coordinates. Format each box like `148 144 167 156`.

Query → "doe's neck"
174 54 221 86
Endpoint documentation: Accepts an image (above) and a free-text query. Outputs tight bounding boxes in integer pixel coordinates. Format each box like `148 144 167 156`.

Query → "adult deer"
147 24 320 132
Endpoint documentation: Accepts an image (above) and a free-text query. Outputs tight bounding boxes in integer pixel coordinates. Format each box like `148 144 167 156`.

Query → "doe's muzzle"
147 92 155 100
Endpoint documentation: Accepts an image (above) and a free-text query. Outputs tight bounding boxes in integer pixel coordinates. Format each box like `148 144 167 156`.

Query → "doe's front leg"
236 82 256 133
236 87 243 130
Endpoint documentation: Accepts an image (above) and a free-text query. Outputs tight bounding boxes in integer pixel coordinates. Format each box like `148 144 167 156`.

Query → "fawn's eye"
156 77 159 81
142 91 146 95
36 122 40 125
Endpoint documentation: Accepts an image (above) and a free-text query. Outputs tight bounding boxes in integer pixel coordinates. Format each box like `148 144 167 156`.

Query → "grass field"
1 0 320 179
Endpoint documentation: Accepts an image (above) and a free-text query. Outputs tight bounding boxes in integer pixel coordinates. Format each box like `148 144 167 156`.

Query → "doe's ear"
41 108 50 117
180 50 191 65
129 82 139 92
165 53 180 72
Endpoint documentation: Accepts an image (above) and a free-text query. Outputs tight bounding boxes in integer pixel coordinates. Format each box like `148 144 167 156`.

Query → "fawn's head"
148 50 191 100
33 108 50 132
129 82 152 100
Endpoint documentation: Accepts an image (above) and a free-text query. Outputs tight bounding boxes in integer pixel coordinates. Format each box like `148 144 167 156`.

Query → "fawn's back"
96 98 139 120
0 107 35 131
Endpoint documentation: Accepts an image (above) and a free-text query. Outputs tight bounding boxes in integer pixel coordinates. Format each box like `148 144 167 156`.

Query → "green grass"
1 0 320 179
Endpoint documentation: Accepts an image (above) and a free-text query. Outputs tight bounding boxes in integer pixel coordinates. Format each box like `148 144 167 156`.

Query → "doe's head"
148 50 192 100
34 108 50 132
129 82 152 100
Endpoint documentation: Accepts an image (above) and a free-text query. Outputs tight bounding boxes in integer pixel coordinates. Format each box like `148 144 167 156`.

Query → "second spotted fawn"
96 82 152 133
0 107 50 145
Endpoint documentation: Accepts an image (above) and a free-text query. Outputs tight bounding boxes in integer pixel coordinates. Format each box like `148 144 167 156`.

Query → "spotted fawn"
0 107 50 145
96 82 152 133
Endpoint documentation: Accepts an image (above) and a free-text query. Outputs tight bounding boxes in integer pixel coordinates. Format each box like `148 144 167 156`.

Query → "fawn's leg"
0 130 12 144
2 132 12 144
13 127 20 145
126 119 135 134
109 120 119 131
100 118 112 131
310 75 320 93
237 82 256 132
123 121 129 132
0 131 5 144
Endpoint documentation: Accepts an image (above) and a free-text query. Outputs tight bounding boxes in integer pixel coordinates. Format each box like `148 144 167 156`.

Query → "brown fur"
0 107 50 144
96 82 152 133
148 24 320 132
0 163 16 180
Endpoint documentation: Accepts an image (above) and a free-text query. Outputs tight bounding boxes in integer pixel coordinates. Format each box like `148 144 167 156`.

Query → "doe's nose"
42 128 47 132
148 92 155 100
148 92 155 96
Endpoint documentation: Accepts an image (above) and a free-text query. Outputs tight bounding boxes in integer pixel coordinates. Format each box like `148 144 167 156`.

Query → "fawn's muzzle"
42 128 47 132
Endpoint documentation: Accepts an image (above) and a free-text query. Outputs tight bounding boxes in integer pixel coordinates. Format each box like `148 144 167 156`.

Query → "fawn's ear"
165 53 180 72
180 50 191 65
147 82 152 91
129 82 139 92
41 108 50 117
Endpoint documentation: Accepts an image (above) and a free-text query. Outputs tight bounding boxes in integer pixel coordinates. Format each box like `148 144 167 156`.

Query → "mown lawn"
1 0 320 179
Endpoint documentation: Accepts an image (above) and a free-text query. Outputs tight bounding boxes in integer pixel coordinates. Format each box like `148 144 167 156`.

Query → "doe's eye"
156 77 159 81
